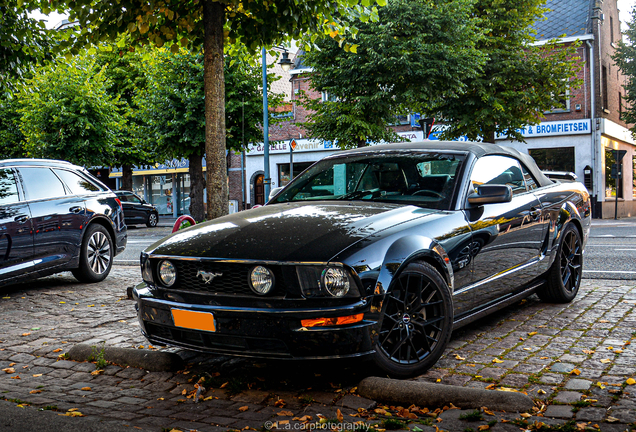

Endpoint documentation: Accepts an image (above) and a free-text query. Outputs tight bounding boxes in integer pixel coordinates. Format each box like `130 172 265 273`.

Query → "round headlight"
158 260 177 287
249 266 274 295
322 267 350 297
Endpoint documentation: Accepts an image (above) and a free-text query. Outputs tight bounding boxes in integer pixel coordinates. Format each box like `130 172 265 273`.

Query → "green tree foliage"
431 0 582 143
94 45 164 190
0 94 28 158
301 0 484 148
0 0 52 95
613 7 636 131
18 56 123 167
135 48 279 221
47 0 381 219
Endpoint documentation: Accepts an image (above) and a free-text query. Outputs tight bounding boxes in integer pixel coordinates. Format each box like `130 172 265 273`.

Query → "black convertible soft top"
331 141 554 188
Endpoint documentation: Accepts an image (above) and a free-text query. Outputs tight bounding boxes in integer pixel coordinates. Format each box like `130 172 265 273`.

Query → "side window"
520 164 538 191
0 169 20 205
18 167 66 201
129 194 142 204
470 155 528 196
53 169 102 195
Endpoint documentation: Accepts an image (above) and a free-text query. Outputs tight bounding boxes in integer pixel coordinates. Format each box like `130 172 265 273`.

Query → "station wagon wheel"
146 212 158 228
72 224 113 283
372 262 453 377
538 223 582 303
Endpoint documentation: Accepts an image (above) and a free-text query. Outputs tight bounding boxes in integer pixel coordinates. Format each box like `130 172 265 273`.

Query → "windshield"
271 151 465 210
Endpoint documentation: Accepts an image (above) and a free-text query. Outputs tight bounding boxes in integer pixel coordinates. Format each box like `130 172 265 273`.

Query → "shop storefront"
111 159 196 217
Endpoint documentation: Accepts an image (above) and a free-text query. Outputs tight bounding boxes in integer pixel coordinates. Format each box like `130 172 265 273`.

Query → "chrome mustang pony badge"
196 270 223 284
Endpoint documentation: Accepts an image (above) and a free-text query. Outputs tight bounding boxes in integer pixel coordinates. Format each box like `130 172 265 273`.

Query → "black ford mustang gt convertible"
132 141 591 377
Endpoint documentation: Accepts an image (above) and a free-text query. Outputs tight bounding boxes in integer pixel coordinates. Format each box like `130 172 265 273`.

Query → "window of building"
321 92 337 102
605 149 623 198
278 162 314 186
619 92 623 116
545 80 570 113
602 66 609 110
528 147 575 172
610 16 614 42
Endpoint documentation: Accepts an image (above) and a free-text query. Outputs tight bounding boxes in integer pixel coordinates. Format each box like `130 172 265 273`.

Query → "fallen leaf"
81 387 91 391
492 358 504 364
497 387 521 393
595 382 606 389
528 332 537 336
537 389 547 395
540 357 549 360
582 349 595 354
571 369 581 376
599 320 609 323
90 370 103 376
454 354 466 360
274 398 286 408
238 406 249 412
614 349 623 354
11 375 20 379
436 378 441 382
181 389 187 395
607 417 619 423
29 390 41 394
483 409 494 415
2 368 15 374
600 359 611 364
523 347 532 351
279 420 289 425
21 333 30 337
626 378 636 385
219 382 228 389
52 349 62 353
520 413 532 418
277 411 294 417
32 374 42 377
337 409 344 423
9 363 15 367
485 384 496 390
575 423 587 431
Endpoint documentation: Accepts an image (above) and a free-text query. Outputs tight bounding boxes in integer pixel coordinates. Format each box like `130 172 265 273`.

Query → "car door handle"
529 208 541 219
70 206 83 214
14 215 30 223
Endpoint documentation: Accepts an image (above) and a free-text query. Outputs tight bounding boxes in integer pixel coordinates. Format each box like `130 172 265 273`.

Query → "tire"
372 262 453 378
146 212 158 228
537 223 582 303
72 224 113 283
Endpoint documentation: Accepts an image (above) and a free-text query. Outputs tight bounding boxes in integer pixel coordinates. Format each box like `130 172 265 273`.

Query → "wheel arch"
84 216 117 247
551 201 584 261
373 235 454 296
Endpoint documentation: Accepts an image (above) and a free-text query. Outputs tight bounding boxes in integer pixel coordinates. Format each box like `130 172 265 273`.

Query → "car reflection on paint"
132 142 590 377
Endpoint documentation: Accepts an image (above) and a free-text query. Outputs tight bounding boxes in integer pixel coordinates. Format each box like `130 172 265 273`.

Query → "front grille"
145 322 289 355
156 260 289 296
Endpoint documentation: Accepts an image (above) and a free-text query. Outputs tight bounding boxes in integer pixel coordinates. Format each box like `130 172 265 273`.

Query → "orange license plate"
171 309 216 332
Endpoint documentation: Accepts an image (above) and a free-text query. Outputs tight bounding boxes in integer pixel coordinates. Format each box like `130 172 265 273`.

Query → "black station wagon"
133 142 590 377
0 159 127 286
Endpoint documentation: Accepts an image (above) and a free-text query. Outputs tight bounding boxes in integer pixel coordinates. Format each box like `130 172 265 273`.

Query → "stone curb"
358 377 534 412
67 343 185 372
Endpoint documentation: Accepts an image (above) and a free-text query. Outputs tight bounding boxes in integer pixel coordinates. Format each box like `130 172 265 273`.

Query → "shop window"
528 147 575 172
278 162 314 186
602 66 609 110
605 149 623 198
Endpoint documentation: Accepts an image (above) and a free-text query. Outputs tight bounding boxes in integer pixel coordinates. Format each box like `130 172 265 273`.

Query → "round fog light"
322 267 350 297
158 260 177 287
249 266 274 295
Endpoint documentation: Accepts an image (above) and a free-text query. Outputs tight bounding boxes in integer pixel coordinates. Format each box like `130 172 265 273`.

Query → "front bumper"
133 283 377 360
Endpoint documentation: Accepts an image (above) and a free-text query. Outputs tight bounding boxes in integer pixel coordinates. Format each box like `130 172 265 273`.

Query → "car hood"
146 201 439 262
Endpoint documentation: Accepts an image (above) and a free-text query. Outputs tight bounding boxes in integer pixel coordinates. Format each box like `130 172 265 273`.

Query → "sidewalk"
1 268 635 431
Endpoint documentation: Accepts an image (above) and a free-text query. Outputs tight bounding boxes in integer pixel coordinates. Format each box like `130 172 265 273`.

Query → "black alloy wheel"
372 262 453 377
538 223 582 303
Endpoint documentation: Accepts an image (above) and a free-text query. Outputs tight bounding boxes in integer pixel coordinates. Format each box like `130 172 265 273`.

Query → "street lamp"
262 47 294 200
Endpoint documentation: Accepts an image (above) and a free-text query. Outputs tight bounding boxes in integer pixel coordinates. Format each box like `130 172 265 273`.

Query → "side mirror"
268 186 284 202
467 184 512 206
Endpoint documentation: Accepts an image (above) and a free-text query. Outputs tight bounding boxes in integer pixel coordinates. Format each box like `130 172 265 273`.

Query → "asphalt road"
584 218 636 280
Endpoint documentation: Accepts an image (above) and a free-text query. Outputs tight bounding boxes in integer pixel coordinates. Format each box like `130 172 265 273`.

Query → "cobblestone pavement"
1 268 635 432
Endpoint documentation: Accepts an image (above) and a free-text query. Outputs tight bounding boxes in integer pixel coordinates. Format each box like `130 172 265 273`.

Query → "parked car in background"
0 159 127 287
115 191 159 228
132 142 590 377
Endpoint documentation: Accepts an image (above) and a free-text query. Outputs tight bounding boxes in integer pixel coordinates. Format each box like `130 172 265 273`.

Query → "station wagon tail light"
301 314 363 327
158 260 177 287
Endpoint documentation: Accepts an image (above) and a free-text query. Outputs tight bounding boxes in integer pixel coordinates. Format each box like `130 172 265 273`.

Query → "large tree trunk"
121 164 133 191
188 152 206 222
204 0 228 220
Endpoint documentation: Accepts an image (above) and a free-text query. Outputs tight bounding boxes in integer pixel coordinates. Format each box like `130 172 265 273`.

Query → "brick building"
238 0 635 218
